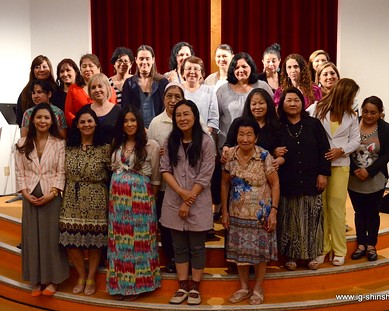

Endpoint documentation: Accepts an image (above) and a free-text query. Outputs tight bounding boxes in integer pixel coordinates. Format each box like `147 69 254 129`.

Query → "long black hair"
168 99 203 167
15 103 61 161
66 105 106 147
111 105 147 171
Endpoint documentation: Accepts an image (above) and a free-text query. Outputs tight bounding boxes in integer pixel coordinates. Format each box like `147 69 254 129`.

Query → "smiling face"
237 126 256 152
234 58 252 83
283 92 303 118
33 108 52 134
176 46 192 69
319 66 339 90
262 53 280 74
123 112 138 138
362 103 381 126
89 77 109 102
313 54 328 71
34 61 51 80
164 86 184 118
286 58 301 83
183 61 202 84
80 58 100 82
250 93 268 120
77 113 96 138
136 50 155 76
114 54 132 75
59 63 76 85
175 104 195 133
31 84 51 105
215 48 233 71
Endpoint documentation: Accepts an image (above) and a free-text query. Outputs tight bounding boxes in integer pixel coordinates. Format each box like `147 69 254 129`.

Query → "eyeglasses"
184 67 201 72
116 59 131 65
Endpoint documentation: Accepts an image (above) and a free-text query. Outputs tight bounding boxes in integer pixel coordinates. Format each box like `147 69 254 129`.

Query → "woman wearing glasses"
109 47 134 104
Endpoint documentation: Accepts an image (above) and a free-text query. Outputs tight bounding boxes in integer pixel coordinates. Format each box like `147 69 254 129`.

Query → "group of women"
14 42 389 306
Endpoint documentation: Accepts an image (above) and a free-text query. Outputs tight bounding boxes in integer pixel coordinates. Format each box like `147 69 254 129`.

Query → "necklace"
286 123 303 138
361 125 378 141
35 139 47 157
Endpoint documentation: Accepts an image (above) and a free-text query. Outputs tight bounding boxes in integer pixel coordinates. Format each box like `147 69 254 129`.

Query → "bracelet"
50 188 59 197
271 206 278 211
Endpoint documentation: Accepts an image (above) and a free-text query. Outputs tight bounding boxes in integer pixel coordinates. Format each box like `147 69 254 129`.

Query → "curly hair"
168 42 195 70
280 54 314 103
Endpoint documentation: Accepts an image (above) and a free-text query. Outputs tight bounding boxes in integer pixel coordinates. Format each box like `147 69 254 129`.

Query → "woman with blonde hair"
310 78 360 267
315 61 340 97
308 49 330 82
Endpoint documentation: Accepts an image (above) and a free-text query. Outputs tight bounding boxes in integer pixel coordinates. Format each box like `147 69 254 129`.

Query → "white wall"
338 0 389 116
0 0 91 104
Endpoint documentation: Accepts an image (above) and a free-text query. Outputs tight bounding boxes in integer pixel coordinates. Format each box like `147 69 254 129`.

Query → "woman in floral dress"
221 117 280 305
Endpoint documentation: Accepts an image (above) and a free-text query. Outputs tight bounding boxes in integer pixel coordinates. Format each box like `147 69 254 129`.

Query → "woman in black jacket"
348 96 389 261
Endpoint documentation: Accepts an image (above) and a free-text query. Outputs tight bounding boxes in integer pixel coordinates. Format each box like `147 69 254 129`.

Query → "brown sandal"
228 288 252 303
249 288 264 305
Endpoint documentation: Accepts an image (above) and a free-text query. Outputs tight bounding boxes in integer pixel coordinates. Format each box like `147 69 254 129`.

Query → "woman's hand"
274 146 288 157
221 146 230 164
178 189 197 205
31 193 55 206
316 174 328 191
272 157 285 170
221 211 230 230
178 202 190 219
325 148 344 161
265 209 277 232
354 168 369 181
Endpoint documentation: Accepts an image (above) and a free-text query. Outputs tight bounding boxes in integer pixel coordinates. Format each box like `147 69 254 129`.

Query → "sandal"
308 259 320 270
84 279 96 296
31 284 42 297
124 294 139 301
72 278 86 294
285 260 297 271
169 288 188 304
332 256 345 266
249 288 264 305
228 288 252 303
42 283 57 296
187 289 201 305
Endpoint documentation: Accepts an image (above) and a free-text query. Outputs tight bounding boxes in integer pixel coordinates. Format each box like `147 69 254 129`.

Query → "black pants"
156 190 174 260
348 188 384 246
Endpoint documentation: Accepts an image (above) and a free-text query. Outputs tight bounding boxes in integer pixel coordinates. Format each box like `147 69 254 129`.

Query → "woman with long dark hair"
15 103 68 296
160 100 215 305
107 106 161 301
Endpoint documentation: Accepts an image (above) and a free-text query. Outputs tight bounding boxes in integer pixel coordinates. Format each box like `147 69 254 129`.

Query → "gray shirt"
159 133 215 231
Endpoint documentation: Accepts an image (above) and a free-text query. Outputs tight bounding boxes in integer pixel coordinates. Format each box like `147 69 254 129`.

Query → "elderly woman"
349 96 389 261
221 117 280 305
160 100 215 305
59 105 110 296
275 88 331 271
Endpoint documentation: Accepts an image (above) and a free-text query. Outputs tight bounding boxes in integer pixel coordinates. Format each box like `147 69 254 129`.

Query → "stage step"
1 196 389 310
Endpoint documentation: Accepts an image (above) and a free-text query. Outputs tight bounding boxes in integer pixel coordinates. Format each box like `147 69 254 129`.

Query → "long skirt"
277 194 323 260
106 170 161 295
22 184 69 285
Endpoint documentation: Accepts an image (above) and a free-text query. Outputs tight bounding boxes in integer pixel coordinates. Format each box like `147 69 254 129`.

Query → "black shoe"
213 211 221 221
206 228 216 240
367 248 377 261
351 247 366 260
16 243 21 249
166 259 176 273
